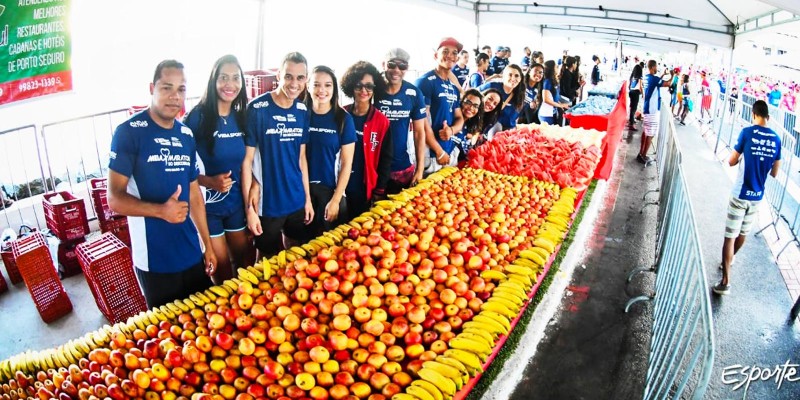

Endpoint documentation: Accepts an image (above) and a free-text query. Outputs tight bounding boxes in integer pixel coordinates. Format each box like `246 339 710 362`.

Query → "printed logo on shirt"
273 115 287 122
154 138 171 146
286 114 297 123
214 131 244 139
109 151 117 160
180 126 193 137
146 148 192 169
427 76 436 81
252 100 269 109
130 120 148 128
297 103 307 111
170 137 183 147
309 126 337 134
369 131 379 151
405 88 417 96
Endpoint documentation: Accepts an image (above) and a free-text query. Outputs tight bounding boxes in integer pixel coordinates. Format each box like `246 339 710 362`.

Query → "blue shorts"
207 206 246 237
540 116 555 124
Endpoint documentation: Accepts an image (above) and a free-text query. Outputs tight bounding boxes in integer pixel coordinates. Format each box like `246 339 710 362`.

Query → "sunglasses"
462 99 480 110
354 83 375 92
386 61 409 71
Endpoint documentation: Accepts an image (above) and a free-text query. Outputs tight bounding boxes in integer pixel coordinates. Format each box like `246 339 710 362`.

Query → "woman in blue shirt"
305 66 356 233
454 89 484 164
519 63 544 124
478 64 526 130
183 55 251 283
538 60 569 124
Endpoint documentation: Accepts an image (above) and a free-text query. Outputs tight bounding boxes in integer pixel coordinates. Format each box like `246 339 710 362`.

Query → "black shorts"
345 190 369 220
254 208 313 256
134 261 212 309
309 183 348 233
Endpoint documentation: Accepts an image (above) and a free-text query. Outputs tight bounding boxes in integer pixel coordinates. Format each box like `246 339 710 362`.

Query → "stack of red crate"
12 231 73 322
43 191 89 277
89 178 131 247
1 241 24 285
76 233 146 323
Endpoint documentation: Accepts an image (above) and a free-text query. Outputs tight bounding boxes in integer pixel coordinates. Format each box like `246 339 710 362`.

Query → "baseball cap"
385 48 410 63
438 37 463 52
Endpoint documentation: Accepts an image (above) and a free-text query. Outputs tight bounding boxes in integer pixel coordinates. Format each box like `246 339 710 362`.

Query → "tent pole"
714 36 736 155
255 0 266 70
475 3 480 51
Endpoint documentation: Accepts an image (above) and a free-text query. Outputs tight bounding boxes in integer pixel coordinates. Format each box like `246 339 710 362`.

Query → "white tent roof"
405 0 800 49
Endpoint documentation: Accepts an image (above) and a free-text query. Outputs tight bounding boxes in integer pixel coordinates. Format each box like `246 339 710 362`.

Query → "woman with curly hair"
453 89 484 164
305 65 356 233
183 54 252 283
478 64 526 130
340 61 394 218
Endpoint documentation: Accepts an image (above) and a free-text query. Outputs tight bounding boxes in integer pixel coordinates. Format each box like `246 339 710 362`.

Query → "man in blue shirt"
488 46 509 77
452 50 470 87
242 52 314 257
377 48 428 193
108 60 216 308
715 100 781 295
637 60 670 164
415 37 465 174
521 46 531 73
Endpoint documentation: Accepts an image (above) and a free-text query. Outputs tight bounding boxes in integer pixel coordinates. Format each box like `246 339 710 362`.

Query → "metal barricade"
755 130 796 240
627 106 715 399
632 164 715 400
0 125 48 233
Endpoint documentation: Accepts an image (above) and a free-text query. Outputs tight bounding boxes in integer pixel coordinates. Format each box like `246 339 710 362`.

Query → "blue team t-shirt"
732 125 781 201
245 93 310 217
479 81 519 129
487 56 508 76
521 56 531 69
183 110 246 215
452 65 470 87
415 70 460 156
307 110 357 189
469 72 484 89
347 113 368 197
642 74 663 115
375 81 427 172
108 110 202 273
523 83 538 115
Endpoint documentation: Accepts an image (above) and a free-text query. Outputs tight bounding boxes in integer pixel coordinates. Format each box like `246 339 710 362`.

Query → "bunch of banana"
416 367 456 396
480 269 507 282
422 360 466 389
237 268 259 285
532 237 557 254
410 379 446 400
482 297 519 319
448 335 492 363
443 348 484 375
518 247 550 266
503 264 536 279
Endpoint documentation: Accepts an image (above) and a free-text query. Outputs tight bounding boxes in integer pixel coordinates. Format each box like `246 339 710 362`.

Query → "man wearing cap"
488 46 509 77
415 37 465 174
375 48 428 194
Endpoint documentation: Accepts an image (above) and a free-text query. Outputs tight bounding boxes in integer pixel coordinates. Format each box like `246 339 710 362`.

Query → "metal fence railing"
755 130 797 240
1 98 200 234
627 100 715 399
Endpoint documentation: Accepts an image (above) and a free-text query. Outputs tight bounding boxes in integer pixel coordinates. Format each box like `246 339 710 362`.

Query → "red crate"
76 233 145 323
1 242 23 285
100 215 130 247
43 191 89 241
89 178 116 223
12 231 73 323
58 237 86 278
0 269 7 294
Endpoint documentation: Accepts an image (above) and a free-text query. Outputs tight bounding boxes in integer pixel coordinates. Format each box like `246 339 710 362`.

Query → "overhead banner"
0 0 72 106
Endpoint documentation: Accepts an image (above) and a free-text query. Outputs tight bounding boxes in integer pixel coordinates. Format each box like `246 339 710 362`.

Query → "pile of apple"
1 167 579 400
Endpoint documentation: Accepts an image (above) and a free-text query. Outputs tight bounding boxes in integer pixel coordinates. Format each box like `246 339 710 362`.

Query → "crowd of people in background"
107 38 626 308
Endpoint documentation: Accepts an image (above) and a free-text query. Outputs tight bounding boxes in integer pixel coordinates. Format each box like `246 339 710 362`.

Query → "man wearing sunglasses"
376 48 428 193
415 37 466 175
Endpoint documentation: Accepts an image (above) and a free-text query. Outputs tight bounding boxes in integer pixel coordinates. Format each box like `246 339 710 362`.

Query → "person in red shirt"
700 71 712 123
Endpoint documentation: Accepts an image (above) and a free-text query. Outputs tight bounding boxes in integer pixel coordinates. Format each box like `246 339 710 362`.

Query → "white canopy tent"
397 0 800 50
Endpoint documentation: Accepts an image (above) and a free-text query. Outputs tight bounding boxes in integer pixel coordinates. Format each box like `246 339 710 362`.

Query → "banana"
460 328 496 345
318 236 336 246
277 250 287 266
507 273 533 288
301 243 317 257
55 349 69 368
165 301 183 314
458 332 494 348
158 305 175 320
467 317 508 335
490 291 524 307
410 379 445 400
288 246 306 258
391 394 419 400
222 279 239 292
238 268 259 285
533 237 556 253
285 251 297 263
417 368 455 396
148 309 163 324
444 349 484 374
422 361 464 388
173 299 192 311
209 285 230 297
188 294 205 307
481 309 513 326
518 250 547 266
487 296 521 312
494 286 528 302
504 265 535 277
448 338 490 361
480 270 507 281
405 385 435 400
